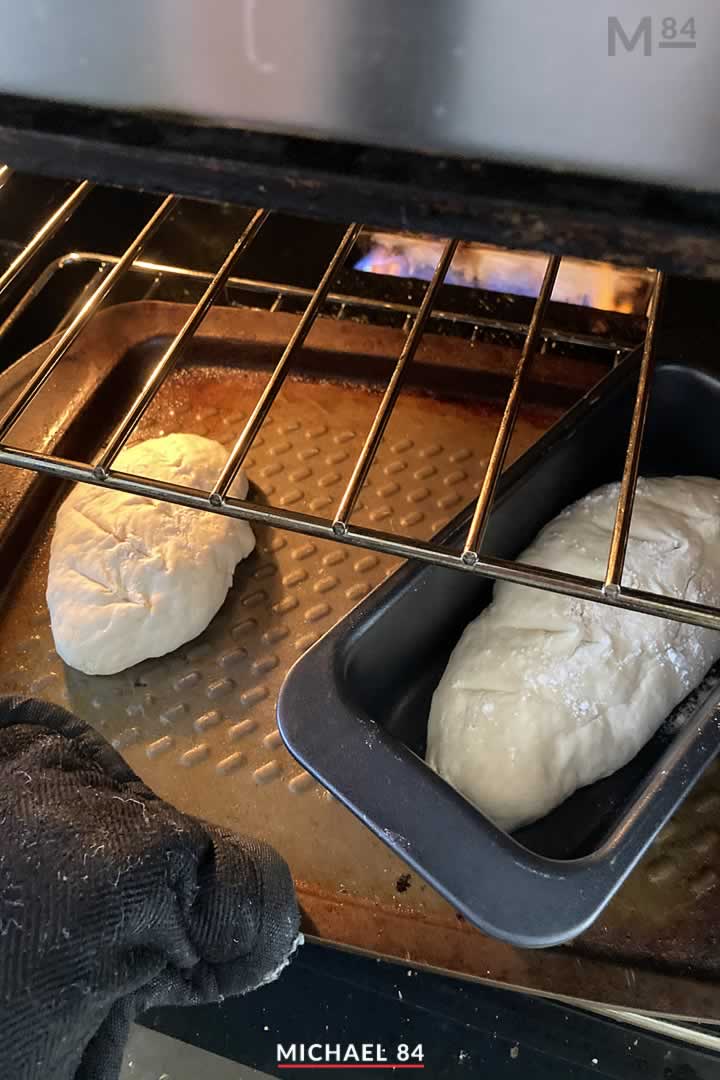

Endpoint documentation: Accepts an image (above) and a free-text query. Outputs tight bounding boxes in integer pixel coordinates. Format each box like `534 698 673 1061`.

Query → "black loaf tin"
278 358 720 947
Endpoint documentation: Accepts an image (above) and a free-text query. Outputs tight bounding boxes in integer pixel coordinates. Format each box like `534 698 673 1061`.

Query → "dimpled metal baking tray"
279 357 720 949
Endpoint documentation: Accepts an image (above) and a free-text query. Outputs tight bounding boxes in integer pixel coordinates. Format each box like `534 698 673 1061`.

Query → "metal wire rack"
0 182 714 632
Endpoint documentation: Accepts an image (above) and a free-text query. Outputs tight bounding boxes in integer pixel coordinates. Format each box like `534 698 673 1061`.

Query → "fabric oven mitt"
0 696 301 1080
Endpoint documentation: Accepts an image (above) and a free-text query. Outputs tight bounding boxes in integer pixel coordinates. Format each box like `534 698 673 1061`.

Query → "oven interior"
1 170 720 1016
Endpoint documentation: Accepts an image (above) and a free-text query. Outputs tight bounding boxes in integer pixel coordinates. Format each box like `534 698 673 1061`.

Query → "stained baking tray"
279 357 720 949
3 301 720 1019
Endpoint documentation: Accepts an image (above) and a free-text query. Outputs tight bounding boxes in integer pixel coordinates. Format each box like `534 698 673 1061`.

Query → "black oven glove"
0 696 301 1080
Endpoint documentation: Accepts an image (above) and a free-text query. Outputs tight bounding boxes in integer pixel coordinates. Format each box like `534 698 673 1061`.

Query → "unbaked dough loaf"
426 476 720 832
47 433 255 675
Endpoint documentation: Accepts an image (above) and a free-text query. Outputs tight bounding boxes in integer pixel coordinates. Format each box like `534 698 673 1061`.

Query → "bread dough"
47 433 255 675
426 477 720 832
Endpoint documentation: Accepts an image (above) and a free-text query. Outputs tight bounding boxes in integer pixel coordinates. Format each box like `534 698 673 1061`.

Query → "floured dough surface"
427 476 720 832
47 433 255 675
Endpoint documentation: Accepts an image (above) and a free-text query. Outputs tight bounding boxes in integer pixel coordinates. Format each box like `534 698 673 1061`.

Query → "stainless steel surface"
333 239 458 530
212 223 360 502
605 271 664 590
0 188 714 630
463 254 561 560
0 194 177 441
0 1 719 191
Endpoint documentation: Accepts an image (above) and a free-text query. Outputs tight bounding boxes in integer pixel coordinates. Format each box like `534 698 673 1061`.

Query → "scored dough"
47 433 255 676
426 476 720 832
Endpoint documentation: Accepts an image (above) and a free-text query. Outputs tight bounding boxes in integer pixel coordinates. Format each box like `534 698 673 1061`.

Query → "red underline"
277 1066 424 1070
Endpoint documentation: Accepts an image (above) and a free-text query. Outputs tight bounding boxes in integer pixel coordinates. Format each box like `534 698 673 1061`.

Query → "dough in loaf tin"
426 476 720 831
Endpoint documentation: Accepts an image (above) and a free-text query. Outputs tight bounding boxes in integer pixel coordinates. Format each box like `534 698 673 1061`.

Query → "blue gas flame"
354 246 544 297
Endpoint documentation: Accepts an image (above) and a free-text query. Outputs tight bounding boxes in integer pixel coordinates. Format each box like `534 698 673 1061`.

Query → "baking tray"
279 357 720 948
3 301 720 1019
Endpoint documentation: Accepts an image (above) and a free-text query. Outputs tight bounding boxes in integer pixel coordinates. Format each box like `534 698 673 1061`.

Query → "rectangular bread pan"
278 357 720 948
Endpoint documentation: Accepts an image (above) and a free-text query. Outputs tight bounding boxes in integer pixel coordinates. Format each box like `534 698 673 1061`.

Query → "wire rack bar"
333 238 459 531
0 195 177 443
96 207 269 476
211 222 361 503
0 180 92 304
0 180 708 632
1 442 719 631
52 264 111 336
604 270 665 591
463 254 561 561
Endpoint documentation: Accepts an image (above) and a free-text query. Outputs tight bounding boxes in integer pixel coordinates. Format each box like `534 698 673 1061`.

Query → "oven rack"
0 183 713 632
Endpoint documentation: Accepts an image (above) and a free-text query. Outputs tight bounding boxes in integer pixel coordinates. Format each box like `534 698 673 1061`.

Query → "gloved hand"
0 696 301 1080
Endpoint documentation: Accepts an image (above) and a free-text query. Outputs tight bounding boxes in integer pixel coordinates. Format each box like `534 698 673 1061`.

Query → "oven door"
0 0 719 191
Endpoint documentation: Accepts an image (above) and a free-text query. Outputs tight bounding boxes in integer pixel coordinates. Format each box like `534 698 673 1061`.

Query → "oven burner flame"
355 233 652 315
